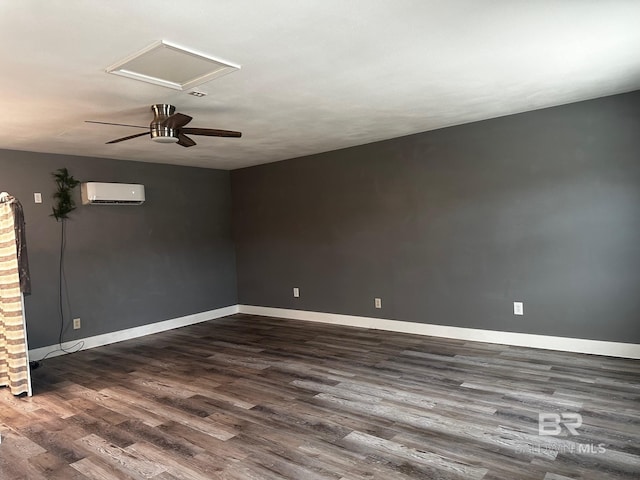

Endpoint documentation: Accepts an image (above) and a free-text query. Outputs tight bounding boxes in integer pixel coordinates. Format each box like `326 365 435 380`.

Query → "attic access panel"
106 40 240 91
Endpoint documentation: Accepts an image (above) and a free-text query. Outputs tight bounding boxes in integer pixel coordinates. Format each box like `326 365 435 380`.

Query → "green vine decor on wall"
51 168 81 221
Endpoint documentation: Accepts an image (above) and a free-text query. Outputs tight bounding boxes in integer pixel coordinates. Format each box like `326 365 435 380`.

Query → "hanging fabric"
12 197 31 296
0 192 32 396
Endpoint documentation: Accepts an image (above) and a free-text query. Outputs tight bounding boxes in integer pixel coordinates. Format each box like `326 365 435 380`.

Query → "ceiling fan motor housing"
150 104 179 143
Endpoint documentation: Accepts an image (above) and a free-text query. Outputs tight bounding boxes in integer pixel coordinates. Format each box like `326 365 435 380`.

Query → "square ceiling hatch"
106 40 240 91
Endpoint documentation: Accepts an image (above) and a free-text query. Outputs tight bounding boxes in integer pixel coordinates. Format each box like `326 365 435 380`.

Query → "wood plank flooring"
1 314 639 479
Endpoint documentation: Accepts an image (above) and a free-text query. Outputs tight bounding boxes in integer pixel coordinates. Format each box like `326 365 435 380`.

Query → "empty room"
0 1 639 479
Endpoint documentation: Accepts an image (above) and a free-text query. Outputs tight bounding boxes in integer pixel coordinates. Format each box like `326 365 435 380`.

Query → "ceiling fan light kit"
151 132 179 143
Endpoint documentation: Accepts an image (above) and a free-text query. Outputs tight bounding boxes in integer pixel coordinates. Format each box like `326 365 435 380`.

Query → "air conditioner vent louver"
89 199 142 205
81 182 145 205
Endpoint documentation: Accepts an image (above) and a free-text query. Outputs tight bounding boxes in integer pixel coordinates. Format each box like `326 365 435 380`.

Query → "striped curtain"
0 200 30 396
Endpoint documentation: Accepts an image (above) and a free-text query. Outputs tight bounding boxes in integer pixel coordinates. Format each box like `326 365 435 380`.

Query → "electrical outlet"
375 298 382 309
293 287 300 298
34 192 42 204
513 302 524 316
73 318 81 329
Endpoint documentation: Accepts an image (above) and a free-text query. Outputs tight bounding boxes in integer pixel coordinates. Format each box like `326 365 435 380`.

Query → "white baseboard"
29 303 640 361
238 305 640 359
28 305 239 361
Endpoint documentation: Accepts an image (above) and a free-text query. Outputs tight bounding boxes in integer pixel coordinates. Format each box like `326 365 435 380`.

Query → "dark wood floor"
1 314 639 479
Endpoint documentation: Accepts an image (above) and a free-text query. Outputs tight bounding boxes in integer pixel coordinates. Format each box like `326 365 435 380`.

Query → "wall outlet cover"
513 302 524 315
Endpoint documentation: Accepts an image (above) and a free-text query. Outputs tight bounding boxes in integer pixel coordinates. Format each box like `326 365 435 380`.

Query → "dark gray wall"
1 149 237 349
232 91 640 343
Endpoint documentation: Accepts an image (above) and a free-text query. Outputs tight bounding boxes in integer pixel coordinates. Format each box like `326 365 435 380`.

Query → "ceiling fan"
86 104 241 147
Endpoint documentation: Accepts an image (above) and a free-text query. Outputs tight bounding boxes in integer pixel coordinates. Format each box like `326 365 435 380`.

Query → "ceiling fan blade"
162 113 192 129
85 120 147 129
177 133 196 147
106 132 150 144
181 127 241 138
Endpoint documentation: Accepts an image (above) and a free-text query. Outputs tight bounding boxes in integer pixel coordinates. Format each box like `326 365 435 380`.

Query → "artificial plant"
51 168 80 221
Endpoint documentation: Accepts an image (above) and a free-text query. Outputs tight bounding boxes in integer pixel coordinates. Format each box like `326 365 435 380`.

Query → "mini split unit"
81 182 145 205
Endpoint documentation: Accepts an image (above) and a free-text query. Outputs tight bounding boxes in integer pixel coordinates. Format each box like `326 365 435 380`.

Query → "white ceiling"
1 1 639 170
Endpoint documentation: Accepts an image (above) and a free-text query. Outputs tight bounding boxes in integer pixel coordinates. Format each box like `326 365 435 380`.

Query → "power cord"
33 218 84 367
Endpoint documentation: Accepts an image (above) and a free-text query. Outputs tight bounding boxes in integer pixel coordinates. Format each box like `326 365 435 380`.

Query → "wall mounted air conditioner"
81 182 145 205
